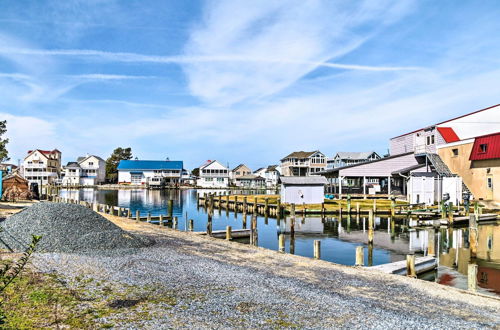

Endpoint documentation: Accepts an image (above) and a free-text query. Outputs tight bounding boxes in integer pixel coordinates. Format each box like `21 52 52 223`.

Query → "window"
480 144 488 153
452 148 458 157
205 177 213 182
89 162 94 166
426 135 435 145
487 177 493 190
217 178 224 182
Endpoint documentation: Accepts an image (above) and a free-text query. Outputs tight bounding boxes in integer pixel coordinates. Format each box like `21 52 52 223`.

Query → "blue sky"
1 0 500 170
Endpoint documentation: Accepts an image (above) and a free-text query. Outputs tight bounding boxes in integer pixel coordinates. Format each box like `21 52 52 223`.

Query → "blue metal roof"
117 160 183 171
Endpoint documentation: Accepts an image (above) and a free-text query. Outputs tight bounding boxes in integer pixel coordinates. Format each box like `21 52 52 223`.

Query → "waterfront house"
230 164 252 184
117 160 183 186
254 165 281 187
61 155 106 186
280 176 328 204
280 151 326 176
234 175 266 188
22 149 62 186
326 151 381 170
0 163 17 174
438 131 500 207
197 160 230 188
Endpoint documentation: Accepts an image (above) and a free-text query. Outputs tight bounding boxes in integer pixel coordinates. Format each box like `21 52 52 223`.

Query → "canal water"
60 188 500 296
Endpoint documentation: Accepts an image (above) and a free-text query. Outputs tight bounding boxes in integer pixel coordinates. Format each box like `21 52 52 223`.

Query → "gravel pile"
0 202 150 253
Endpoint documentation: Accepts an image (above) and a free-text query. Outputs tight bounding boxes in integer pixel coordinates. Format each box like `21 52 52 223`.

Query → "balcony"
24 163 46 169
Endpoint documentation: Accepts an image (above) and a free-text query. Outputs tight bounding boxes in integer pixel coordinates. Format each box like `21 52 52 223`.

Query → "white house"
117 160 183 186
197 160 230 188
22 149 62 186
234 175 266 188
254 165 280 187
61 155 106 186
280 176 328 204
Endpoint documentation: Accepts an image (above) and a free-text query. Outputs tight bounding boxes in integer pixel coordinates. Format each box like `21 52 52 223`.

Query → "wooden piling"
147 212 151 223
406 254 416 278
173 216 178 229
278 234 285 252
226 226 232 240
188 219 194 231
469 214 478 258
313 240 321 259
135 210 140 222
356 202 360 215
355 246 364 266
264 197 269 215
467 263 478 292
168 199 174 218
159 214 164 226
373 199 377 213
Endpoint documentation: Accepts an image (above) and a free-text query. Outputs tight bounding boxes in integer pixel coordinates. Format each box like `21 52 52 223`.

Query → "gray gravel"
0 202 151 253
31 220 500 329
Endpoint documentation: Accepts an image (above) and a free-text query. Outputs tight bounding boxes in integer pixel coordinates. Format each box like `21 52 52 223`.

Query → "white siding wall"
280 185 325 204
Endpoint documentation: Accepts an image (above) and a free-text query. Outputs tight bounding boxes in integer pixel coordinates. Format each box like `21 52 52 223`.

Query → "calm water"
59 188 500 296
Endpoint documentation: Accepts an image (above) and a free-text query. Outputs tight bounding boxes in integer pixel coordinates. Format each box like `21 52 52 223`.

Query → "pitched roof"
281 151 320 160
334 151 378 160
469 132 500 161
65 162 81 168
77 155 105 164
117 160 183 171
280 176 328 185
266 165 279 172
27 149 60 155
437 127 460 143
232 164 250 172
391 164 425 175
320 152 414 174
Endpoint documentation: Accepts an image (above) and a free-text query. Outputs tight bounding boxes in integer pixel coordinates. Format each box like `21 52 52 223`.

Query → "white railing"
414 144 427 154
24 163 46 169
25 171 58 177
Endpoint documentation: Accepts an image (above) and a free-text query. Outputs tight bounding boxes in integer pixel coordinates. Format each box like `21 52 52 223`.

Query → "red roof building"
436 127 460 143
469 132 500 161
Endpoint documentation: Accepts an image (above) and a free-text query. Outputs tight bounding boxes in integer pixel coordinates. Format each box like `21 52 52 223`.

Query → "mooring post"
467 263 478 292
226 194 230 209
278 234 285 252
355 246 364 266
469 214 478 258
136 210 140 222
127 208 131 218
218 194 222 210
373 199 377 214
226 226 232 240
321 202 325 216
147 212 151 223
347 195 351 214
291 203 296 218
356 202 360 215
234 196 238 211
159 214 164 226
188 219 194 231
264 197 269 215
173 216 178 229
253 196 258 213
243 196 247 214
391 196 396 216
406 254 416 278
251 214 257 246
314 240 321 259
168 199 174 218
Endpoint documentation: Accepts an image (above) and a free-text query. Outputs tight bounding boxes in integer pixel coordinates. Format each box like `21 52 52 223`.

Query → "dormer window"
479 144 488 153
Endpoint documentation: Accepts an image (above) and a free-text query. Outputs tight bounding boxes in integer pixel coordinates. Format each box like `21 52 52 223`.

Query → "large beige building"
438 132 500 207
280 151 326 176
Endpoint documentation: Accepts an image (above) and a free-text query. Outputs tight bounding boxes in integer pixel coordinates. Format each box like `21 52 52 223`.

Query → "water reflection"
59 188 499 296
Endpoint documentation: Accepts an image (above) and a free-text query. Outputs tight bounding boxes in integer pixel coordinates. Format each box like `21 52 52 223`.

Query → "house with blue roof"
117 160 184 186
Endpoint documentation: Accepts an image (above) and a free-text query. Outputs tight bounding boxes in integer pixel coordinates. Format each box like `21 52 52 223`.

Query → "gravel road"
28 214 500 329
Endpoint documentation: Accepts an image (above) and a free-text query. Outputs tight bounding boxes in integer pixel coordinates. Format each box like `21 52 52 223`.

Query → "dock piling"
188 219 194 232
313 240 321 259
467 263 478 292
355 246 364 266
278 234 285 253
135 210 140 222
406 254 416 278
226 226 232 240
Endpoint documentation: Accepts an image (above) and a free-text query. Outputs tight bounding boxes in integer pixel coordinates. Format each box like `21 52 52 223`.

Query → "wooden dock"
200 229 252 239
369 256 437 276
